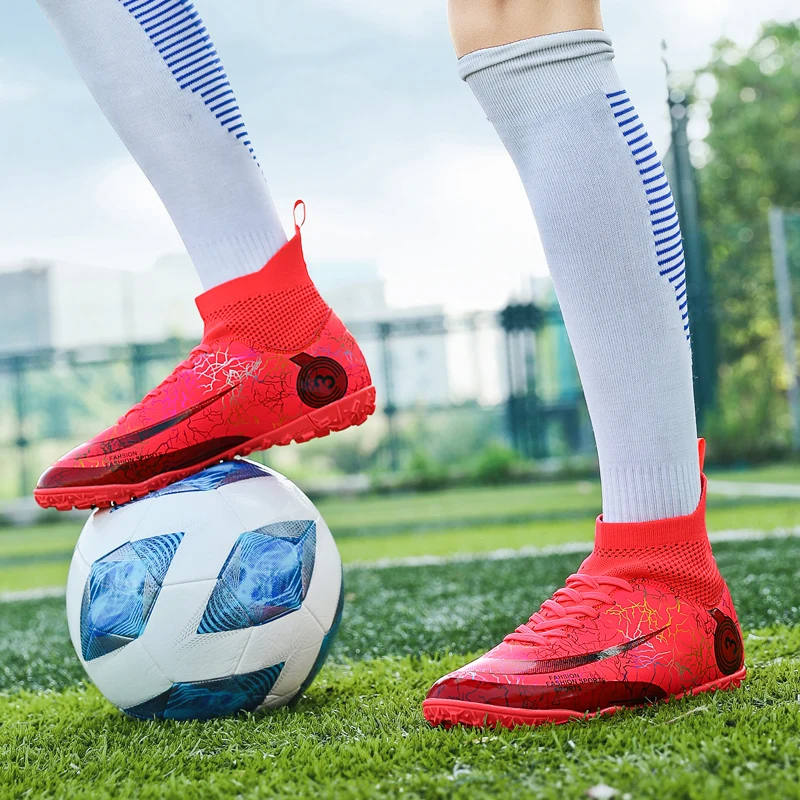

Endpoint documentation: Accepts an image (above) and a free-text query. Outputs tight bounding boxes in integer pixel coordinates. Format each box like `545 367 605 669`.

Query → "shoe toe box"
426 658 668 713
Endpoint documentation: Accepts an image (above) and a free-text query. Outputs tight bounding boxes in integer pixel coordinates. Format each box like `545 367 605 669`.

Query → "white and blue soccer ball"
65 460 343 720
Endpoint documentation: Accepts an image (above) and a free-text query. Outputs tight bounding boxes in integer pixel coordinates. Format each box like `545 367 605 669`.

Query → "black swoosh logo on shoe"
485 625 670 676
83 384 238 457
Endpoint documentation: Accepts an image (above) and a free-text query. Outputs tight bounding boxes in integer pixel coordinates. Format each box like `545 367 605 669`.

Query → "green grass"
0 563 70 593
318 481 601 533
707 462 800 484
2 632 800 800
1 538 800 799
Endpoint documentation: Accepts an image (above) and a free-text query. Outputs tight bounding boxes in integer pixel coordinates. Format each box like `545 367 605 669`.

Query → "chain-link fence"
0 303 592 500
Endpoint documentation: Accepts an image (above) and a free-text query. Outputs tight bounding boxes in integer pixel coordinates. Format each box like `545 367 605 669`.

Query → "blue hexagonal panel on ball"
197 520 316 634
80 532 184 662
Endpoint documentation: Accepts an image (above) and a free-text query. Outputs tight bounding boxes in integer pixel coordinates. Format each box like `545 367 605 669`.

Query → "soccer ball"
65 459 343 720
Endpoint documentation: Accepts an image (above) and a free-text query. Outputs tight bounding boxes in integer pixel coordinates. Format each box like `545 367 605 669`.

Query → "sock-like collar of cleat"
593 474 708 550
195 232 313 321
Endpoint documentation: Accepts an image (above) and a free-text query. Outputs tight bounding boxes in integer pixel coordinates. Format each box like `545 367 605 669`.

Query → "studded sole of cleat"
421 666 747 729
33 385 377 512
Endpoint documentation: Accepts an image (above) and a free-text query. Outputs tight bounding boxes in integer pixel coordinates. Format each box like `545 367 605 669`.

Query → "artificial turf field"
2 472 800 798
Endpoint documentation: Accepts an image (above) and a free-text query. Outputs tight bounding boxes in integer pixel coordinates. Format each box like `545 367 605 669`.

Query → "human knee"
448 0 603 58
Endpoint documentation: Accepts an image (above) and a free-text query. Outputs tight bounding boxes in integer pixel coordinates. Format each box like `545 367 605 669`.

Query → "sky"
0 0 796 311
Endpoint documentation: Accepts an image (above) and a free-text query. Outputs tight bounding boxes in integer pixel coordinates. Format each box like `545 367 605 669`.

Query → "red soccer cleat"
35 206 375 511
423 473 746 728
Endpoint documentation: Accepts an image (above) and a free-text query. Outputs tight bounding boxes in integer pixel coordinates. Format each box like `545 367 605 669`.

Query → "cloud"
308 0 445 34
93 160 176 231
0 158 181 272
300 141 548 312
0 75 37 104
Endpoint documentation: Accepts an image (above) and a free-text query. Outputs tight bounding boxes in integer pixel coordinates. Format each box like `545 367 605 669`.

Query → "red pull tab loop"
698 438 706 472
293 199 306 234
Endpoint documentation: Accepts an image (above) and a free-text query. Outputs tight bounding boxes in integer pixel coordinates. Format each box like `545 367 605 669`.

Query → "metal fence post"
500 303 545 459
378 322 399 471
11 356 30 497
130 343 149 403
662 43 718 426
769 207 800 451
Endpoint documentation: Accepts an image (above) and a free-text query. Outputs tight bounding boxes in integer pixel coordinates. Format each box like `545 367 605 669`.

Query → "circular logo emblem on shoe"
291 353 348 409
710 609 743 676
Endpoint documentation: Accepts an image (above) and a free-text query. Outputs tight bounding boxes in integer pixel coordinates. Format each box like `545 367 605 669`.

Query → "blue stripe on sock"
635 151 658 166
643 171 667 186
646 181 670 196
158 27 207 54
164 34 210 61
167 42 213 67
656 241 682 259
653 218 680 236
655 229 681 247
626 131 649 146
650 199 676 216
116 0 259 160
621 122 644 136
640 161 662 175
132 0 171 17
199 80 230 97
152 19 202 48
667 266 686 282
139 2 184 24
205 89 234 105
170 47 215 71
648 192 673 206
607 91 691 338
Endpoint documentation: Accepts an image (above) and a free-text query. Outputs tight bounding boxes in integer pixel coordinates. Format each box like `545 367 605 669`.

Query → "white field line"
0 586 66 603
2 526 799 602
345 526 800 570
708 479 800 499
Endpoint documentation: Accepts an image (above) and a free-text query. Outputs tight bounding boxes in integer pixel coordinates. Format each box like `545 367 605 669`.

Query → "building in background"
0 255 452 409
312 262 450 409
0 258 202 352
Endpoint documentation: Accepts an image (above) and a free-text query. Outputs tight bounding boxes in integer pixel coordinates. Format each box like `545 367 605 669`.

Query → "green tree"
692 20 800 461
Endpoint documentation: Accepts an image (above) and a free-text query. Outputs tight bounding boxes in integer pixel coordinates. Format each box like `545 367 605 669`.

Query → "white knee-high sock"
460 30 701 523
37 0 287 290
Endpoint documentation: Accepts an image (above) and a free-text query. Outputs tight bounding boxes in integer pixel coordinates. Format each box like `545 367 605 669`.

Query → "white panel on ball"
260 643 326 708
82 640 172 710
76 498 152 566
65 546 90 660
135 491 245 586
303 517 343 633
143 580 252 683
217 469 318 531
236 608 314 674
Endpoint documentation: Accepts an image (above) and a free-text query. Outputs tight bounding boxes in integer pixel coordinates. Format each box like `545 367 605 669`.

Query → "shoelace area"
118 344 212 423
505 573 632 646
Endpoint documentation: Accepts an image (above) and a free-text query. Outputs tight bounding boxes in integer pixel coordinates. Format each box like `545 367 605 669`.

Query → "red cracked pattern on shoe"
37 313 372 491
426 579 743 714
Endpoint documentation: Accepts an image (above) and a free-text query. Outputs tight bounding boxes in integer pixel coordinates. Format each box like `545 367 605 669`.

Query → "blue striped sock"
460 30 701 523
38 0 287 290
